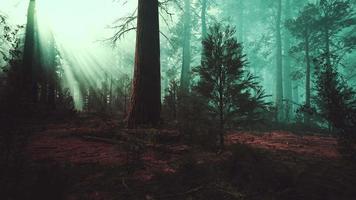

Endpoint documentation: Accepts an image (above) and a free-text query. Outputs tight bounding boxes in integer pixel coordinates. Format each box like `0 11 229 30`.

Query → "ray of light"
8 0 138 109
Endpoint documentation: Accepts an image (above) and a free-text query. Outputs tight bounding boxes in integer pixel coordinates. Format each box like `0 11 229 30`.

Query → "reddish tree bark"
127 0 161 128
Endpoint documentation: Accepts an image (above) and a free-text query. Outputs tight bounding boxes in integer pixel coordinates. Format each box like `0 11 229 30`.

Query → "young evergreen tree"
315 59 356 133
195 23 269 148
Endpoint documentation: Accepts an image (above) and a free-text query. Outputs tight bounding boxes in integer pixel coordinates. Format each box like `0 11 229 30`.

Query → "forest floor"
2 115 356 200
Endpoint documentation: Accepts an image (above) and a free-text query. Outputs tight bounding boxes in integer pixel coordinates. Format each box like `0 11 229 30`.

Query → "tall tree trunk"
293 83 299 106
163 55 169 96
275 0 283 122
219 80 224 149
237 0 244 43
201 0 207 39
23 0 37 103
283 0 292 122
180 0 192 92
324 27 331 68
127 0 161 128
305 34 311 124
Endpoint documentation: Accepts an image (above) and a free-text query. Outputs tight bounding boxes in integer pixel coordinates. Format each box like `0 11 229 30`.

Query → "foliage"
313 54 356 159
314 60 356 133
0 16 25 117
196 23 269 127
286 0 355 126
194 23 270 146
285 3 319 48
0 15 23 70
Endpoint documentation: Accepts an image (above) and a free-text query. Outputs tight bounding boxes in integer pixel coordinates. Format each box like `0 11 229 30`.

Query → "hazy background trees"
0 0 355 133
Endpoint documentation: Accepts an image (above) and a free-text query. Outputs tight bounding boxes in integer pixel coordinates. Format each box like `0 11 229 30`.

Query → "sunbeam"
1 0 137 109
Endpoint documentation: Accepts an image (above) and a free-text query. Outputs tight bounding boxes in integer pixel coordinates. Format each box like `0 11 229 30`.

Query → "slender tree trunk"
218 65 225 149
201 0 207 38
237 0 244 43
275 0 283 122
109 76 113 111
293 83 299 106
163 56 169 96
283 0 292 122
325 27 331 68
305 34 311 124
127 0 161 128
180 0 192 92
219 90 224 149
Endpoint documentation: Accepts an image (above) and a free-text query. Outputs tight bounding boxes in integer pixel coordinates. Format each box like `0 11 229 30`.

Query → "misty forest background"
1 0 356 199
1 0 356 134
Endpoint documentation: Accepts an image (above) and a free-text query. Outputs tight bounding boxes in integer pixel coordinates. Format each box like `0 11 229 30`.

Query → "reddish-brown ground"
27 122 184 182
26 121 350 200
28 125 341 183
227 131 340 159
28 127 340 170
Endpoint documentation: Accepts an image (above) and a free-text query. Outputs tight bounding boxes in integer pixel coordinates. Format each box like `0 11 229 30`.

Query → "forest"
0 0 356 199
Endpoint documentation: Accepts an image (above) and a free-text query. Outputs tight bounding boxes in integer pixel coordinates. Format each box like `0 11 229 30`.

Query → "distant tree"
275 0 283 122
180 0 192 92
286 3 319 124
287 0 355 125
195 23 269 148
201 0 208 39
127 0 161 128
315 0 355 68
283 0 293 122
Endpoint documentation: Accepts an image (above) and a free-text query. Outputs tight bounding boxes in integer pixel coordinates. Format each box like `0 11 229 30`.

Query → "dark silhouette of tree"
283 0 293 122
180 0 192 92
315 0 355 68
22 0 37 103
286 3 319 124
127 0 161 128
314 58 356 133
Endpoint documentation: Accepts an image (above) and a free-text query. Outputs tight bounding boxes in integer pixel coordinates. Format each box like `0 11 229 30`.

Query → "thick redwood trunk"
127 0 161 128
